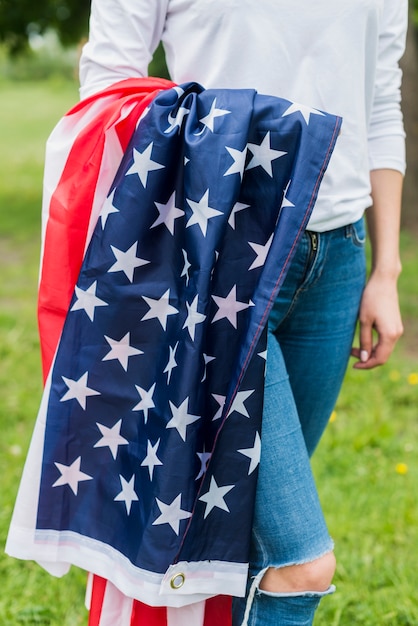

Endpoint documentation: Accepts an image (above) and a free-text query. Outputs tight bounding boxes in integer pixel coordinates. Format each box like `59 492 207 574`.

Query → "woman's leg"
232 220 366 625
277 220 367 456
232 338 335 626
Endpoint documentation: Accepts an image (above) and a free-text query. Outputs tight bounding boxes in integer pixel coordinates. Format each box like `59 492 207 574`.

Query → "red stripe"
204 596 232 626
38 78 174 382
131 600 168 626
130 595 231 625
88 575 107 626
88 576 232 625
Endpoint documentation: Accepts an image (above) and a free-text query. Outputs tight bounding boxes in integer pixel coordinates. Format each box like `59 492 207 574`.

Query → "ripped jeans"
232 219 366 625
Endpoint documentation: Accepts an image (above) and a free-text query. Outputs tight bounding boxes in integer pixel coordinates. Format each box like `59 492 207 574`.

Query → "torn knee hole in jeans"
240 566 336 626
253 565 335 597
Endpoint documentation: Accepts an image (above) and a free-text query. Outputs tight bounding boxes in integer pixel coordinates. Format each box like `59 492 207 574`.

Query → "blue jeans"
232 219 367 626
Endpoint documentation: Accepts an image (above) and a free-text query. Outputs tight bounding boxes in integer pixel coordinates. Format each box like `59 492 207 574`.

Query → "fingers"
352 318 403 370
351 275 403 370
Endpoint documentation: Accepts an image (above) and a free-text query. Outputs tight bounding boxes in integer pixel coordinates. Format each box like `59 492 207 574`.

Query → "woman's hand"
351 272 403 369
352 168 404 369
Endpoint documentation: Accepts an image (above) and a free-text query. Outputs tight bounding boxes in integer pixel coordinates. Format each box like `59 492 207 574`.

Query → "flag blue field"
7 79 341 623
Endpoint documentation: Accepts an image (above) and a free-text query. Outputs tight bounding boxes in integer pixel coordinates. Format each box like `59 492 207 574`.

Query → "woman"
78 1 406 624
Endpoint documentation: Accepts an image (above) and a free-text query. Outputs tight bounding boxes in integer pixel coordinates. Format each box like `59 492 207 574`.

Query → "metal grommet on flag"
170 573 186 589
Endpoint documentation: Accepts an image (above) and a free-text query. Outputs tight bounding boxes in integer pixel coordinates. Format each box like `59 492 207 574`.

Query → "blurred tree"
0 0 90 54
400 5 418 230
149 43 170 79
0 0 170 80
413 0 418 26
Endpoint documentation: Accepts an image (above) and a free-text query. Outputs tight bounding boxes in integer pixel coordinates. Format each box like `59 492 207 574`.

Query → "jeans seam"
252 526 269 565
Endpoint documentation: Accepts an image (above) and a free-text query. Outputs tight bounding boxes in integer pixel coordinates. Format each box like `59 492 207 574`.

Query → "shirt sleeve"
79 0 169 99
368 0 408 174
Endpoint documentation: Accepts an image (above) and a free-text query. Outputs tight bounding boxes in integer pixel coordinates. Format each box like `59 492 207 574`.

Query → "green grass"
312 360 418 625
1 77 417 625
0 77 86 625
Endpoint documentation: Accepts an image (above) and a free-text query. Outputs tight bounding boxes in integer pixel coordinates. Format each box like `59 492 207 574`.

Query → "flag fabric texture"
6 78 341 626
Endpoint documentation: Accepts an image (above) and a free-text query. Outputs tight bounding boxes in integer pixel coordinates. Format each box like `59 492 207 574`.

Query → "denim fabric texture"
232 218 367 626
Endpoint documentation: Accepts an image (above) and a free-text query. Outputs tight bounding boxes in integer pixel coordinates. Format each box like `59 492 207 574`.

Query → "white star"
70 281 108 322
198 476 234 519
132 383 156 423
114 475 139 514
126 142 164 187
164 342 179 383
238 432 261 475
248 234 273 270
246 131 287 177
100 189 119 229
258 349 268 378
165 105 190 134
201 353 216 382
52 457 93 495
282 102 325 125
166 397 201 442
108 242 149 282
228 202 250 229
224 146 247 179
181 249 192 285
94 420 129 460
151 191 185 235
281 179 295 209
152 494 192 535
227 389 255 418
186 189 223 237
61 372 100 410
212 285 250 328
196 98 230 133
141 439 163 480
183 295 206 340
102 332 143 371
281 194 295 209
196 450 212 480
141 289 179 330
212 394 226 421
172 85 186 98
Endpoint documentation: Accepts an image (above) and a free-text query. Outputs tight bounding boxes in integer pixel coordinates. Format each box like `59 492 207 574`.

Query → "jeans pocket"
346 218 366 248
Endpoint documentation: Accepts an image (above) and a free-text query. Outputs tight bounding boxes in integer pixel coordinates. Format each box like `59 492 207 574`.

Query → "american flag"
7 78 341 626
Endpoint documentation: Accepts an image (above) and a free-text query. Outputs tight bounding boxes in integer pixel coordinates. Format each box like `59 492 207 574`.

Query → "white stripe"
8 521 247 608
85 100 140 251
5 370 59 568
86 125 123 249
39 94 124 274
99 580 134 626
84 107 135 251
85 572 94 610
167 601 206 626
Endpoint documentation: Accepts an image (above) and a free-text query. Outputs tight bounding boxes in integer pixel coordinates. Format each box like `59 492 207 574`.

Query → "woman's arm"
351 1 408 369
351 168 404 369
79 0 169 99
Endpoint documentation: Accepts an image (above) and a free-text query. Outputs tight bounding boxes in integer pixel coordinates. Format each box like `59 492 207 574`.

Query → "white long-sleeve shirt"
79 0 407 231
